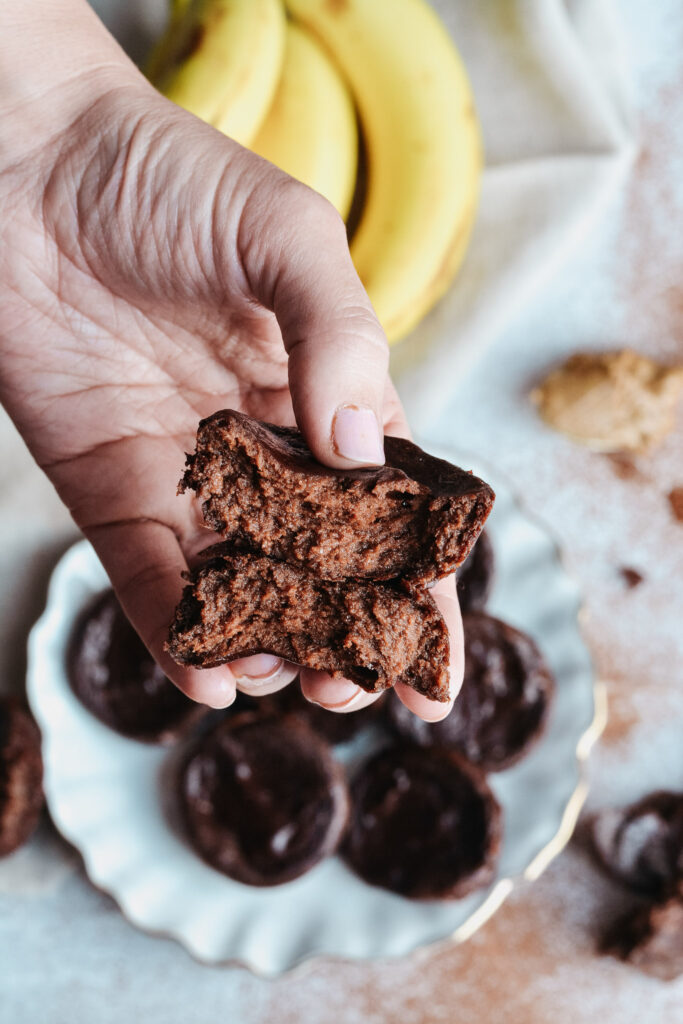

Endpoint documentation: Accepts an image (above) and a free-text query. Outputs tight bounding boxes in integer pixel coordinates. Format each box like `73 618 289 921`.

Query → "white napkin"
392 0 635 432
90 0 635 434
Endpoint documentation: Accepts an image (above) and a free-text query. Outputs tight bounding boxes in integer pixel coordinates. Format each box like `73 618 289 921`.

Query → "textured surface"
1 0 682 1020
181 409 494 585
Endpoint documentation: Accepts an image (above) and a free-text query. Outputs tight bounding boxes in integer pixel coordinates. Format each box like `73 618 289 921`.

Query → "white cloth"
90 0 635 435
391 0 635 432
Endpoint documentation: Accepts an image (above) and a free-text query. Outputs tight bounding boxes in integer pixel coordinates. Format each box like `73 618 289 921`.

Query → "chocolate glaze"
456 530 495 612
167 552 451 701
592 790 683 898
0 699 43 857
181 409 494 586
343 745 501 899
180 713 350 885
388 612 553 770
68 590 200 743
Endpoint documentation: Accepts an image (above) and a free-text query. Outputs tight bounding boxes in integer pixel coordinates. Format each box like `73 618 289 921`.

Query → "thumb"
240 181 389 468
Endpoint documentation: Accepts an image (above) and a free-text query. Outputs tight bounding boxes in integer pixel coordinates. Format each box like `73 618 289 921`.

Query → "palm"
4 264 296 560
0 86 457 721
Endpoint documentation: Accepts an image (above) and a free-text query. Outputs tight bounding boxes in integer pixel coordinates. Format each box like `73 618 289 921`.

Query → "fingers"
239 177 390 469
86 519 237 709
299 671 385 713
394 574 464 722
229 654 300 697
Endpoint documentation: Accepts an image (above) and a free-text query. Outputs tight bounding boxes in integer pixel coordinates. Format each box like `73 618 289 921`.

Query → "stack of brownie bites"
67 410 556 898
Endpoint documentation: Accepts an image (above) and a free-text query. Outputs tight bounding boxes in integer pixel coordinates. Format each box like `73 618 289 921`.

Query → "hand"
0 0 462 720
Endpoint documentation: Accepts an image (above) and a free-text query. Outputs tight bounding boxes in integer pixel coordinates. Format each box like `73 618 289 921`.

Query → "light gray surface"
1 1 682 1021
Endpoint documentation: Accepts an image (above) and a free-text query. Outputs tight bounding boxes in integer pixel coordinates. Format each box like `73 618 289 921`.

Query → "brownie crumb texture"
168 552 451 701
180 409 494 585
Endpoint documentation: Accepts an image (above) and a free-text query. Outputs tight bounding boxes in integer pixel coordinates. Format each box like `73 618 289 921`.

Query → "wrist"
0 0 142 161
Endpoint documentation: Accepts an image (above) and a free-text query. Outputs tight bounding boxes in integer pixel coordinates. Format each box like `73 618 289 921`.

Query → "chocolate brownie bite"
344 745 501 898
69 591 201 743
167 552 450 701
602 893 683 981
456 530 494 613
388 612 553 770
181 409 494 586
0 699 44 857
179 713 349 885
591 791 683 898
262 684 387 745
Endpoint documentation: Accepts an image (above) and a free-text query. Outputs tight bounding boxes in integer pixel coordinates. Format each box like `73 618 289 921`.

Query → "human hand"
0 0 462 719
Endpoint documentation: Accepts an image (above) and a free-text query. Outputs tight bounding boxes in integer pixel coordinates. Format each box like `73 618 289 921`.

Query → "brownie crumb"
0 699 44 857
602 894 683 980
606 452 643 480
668 487 683 523
620 567 644 588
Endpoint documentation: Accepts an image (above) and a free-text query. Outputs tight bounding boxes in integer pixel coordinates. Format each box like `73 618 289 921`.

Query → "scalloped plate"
27 447 604 975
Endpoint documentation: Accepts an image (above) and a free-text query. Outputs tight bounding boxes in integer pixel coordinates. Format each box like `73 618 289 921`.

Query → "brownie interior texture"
181 409 494 585
167 552 450 701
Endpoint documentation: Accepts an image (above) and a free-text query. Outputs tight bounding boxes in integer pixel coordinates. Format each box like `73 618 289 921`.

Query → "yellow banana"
148 0 286 148
286 0 482 343
250 22 358 220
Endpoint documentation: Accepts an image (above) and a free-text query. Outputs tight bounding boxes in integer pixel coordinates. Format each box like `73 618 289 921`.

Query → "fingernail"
332 406 384 465
230 654 283 682
308 678 366 710
205 679 237 710
419 701 454 723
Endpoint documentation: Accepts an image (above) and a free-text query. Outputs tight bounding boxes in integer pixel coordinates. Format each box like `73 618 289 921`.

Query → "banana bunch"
148 0 482 343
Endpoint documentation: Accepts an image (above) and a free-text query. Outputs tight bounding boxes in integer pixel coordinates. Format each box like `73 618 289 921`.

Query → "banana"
286 0 482 343
250 22 358 220
148 0 286 148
